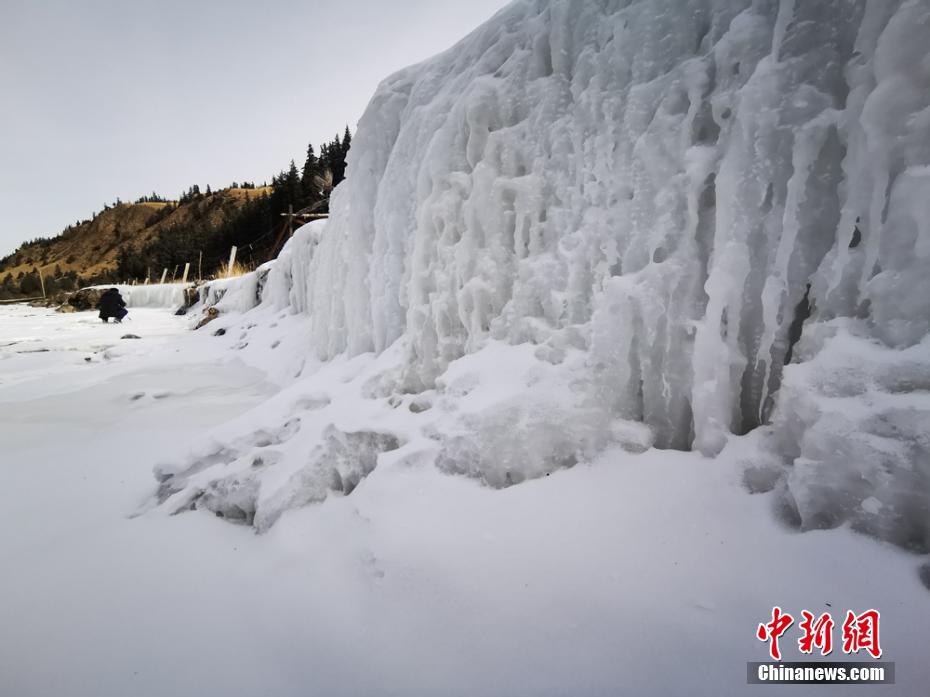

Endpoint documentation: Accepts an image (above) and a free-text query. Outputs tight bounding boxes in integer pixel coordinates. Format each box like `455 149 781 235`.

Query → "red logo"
757 608 881 660
842 609 882 659
798 611 834 656
757 606 794 660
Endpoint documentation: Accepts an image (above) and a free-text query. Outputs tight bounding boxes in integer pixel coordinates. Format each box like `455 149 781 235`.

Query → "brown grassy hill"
1 187 271 281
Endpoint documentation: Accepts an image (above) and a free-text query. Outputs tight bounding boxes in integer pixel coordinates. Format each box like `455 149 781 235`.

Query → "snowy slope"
174 0 930 554
2 306 928 696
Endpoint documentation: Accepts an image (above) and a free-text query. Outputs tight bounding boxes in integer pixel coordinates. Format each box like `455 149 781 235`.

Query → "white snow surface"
207 0 930 551
1 306 928 696
5 0 930 692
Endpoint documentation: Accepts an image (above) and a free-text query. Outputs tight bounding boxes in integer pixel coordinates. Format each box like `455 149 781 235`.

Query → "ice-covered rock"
161 0 930 545
195 261 276 316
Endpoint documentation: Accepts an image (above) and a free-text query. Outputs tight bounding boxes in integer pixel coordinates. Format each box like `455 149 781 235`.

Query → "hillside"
1 129 352 300
0 187 270 284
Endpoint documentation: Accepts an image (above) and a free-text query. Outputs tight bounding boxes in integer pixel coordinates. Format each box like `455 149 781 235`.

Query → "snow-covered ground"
4 0 930 694
1 304 927 696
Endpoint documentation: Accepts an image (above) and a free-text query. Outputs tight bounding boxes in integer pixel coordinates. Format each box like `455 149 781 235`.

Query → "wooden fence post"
182 262 190 284
160 268 168 284
226 246 237 279
198 251 202 281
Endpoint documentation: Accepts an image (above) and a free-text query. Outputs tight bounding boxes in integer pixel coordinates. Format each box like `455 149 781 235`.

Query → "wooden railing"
0 296 45 304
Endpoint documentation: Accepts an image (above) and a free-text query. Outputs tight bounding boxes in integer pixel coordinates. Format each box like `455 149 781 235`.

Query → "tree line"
0 266 81 300
115 127 352 283
0 126 353 294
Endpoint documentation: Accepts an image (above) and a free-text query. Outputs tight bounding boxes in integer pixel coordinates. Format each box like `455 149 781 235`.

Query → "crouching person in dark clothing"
97 288 128 323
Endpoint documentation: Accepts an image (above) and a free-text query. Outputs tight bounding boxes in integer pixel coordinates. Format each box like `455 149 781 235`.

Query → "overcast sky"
0 0 512 257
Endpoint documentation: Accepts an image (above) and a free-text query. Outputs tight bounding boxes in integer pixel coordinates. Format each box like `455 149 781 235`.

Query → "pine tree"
328 132 347 186
19 270 41 295
285 160 302 207
342 125 352 159
301 143 322 204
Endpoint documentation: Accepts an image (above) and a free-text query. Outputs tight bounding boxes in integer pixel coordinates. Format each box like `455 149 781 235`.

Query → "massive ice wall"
185 0 930 548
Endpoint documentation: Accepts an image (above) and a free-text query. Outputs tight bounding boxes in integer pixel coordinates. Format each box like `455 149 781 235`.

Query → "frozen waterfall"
173 0 930 551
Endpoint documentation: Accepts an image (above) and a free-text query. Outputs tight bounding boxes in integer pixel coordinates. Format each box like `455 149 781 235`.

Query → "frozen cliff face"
167 0 930 550
291 0 929 442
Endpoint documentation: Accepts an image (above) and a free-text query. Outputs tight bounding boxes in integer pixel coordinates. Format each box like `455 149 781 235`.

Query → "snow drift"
163 0 930 552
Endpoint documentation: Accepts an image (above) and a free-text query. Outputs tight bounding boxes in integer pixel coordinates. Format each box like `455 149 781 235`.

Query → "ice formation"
160 0 930 551
90 283 191 309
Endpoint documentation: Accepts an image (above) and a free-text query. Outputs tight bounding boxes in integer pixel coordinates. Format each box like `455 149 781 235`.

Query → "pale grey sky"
0 0 512 256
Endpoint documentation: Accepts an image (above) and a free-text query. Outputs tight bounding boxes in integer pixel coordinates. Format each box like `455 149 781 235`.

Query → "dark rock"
213 328 227 336
256 267 271 304
919 563 930 592
174 307 187 316
66 287 105 311
30 293 69 309
121 334 141 340
195 306 220 330
183 286 200 308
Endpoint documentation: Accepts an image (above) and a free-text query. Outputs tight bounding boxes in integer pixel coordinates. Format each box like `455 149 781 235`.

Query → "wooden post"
171 265 178 282
280 205 297 238
197 251 202 281
226 246 237 279
145 267 151 284
181 262 190 284
160 268 168 284
38 269 46 299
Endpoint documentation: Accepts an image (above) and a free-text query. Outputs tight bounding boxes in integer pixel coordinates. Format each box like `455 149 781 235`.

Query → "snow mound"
768 328 930 551
157 0 929 548
195 261 278 315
